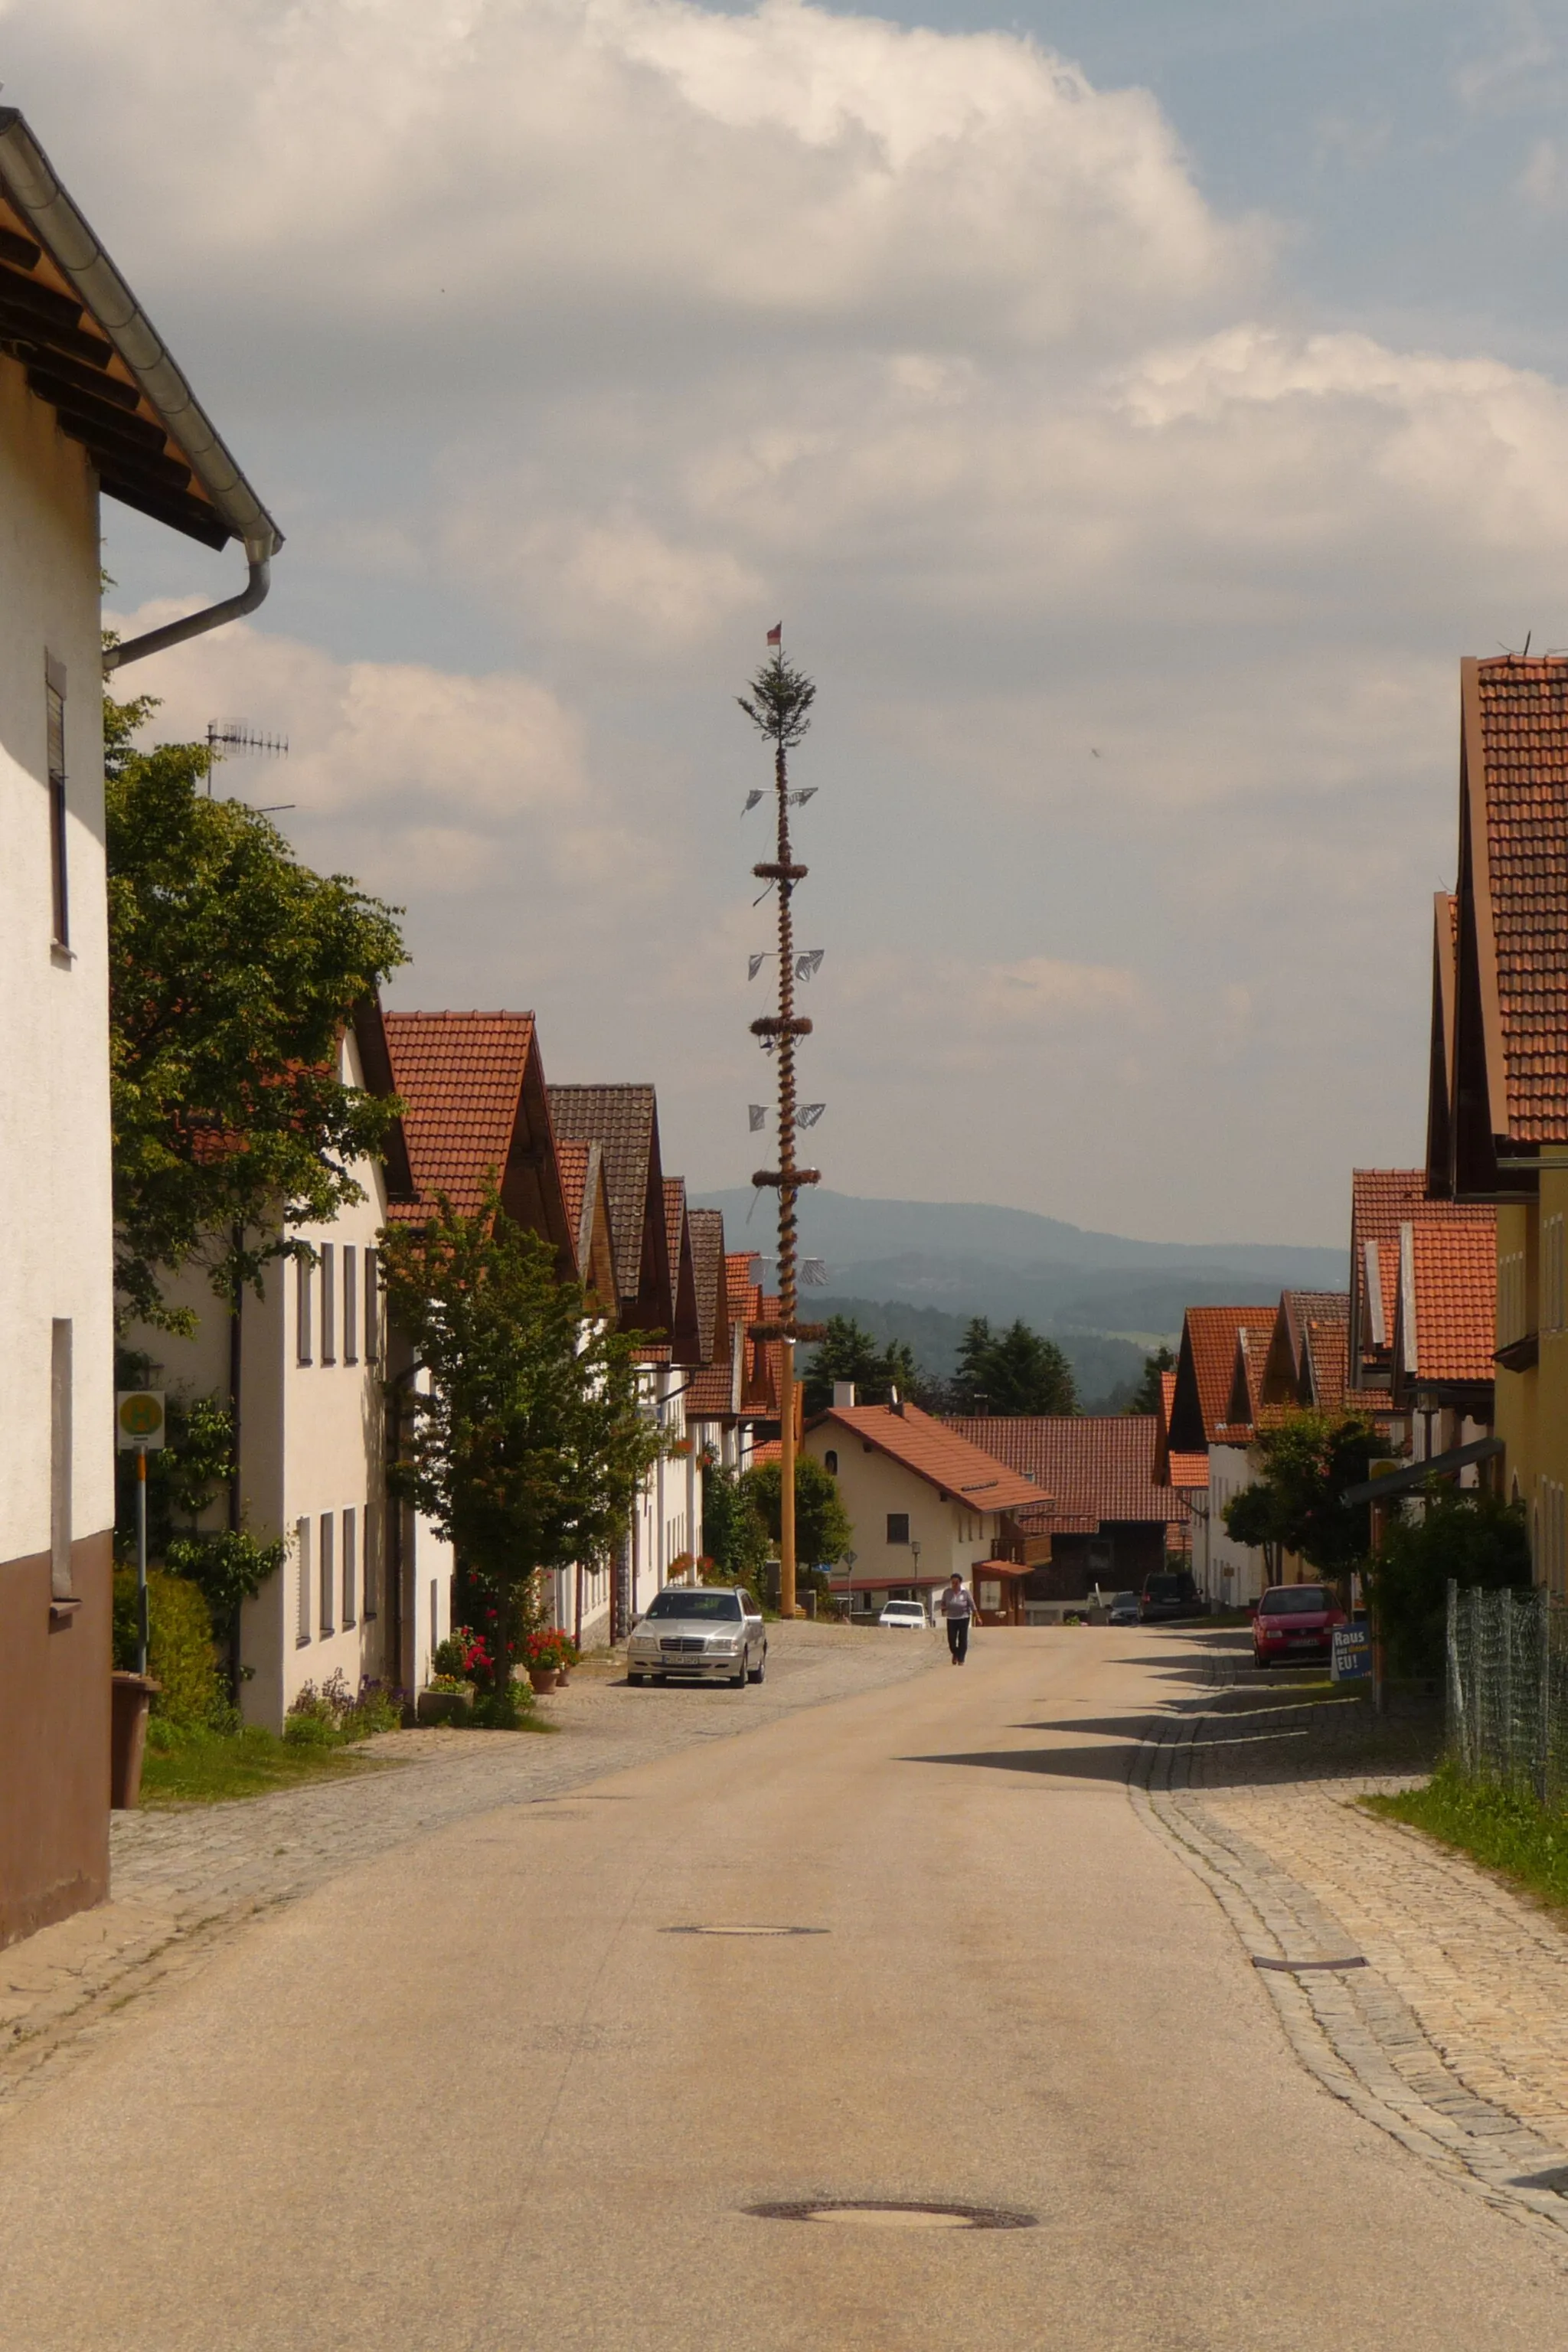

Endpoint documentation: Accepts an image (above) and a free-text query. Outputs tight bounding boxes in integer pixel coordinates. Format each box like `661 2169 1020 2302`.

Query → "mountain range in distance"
692 1188 1346 1409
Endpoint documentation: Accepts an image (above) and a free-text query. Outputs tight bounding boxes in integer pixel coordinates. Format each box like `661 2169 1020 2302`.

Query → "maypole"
738 628 825 1618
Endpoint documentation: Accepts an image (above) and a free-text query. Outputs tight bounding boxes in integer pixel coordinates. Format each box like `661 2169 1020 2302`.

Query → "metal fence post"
1446 1579 1467 1771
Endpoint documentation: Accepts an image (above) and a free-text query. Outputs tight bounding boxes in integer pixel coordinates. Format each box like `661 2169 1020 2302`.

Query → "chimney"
832 1381 857 1408
889 1388 904 1416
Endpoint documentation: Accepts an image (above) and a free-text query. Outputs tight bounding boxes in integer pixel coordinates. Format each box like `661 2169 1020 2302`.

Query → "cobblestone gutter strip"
1130 1705 1568 2243
0 1626 937 2122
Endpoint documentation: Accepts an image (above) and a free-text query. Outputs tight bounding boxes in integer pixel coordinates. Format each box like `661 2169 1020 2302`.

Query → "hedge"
113 1567 224 1728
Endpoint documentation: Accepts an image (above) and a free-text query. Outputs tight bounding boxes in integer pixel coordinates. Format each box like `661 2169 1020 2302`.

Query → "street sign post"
116 1392 165 1676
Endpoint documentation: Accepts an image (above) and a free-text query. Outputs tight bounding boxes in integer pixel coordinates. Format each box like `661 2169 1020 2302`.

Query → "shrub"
113 1567 223 1727
285 1671 404 1745
433 1625 492 1684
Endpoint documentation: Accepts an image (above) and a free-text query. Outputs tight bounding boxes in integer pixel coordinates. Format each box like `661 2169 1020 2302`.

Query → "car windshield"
1145 1577 1183 1599
1259 1587 1331 1615
644 1590 742 1620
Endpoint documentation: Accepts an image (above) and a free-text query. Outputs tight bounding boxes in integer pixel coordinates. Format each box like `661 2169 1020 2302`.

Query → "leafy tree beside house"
953 1317 1077 1416
1370 1486 1530 1680
104 683 406 1333
1222 1407 1377 1592
701 1459 769 1588
379 1185 666 1722
741 1455 853 1568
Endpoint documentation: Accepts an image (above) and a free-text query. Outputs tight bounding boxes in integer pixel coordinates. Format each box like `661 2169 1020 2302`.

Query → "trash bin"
110 1672 159 1809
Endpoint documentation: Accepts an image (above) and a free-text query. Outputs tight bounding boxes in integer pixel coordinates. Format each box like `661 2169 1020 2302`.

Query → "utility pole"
739 631 825 1619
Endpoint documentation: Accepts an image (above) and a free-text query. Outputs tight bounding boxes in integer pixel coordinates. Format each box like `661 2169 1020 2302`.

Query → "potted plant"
418 1627 489 1723
521 1626 577 1694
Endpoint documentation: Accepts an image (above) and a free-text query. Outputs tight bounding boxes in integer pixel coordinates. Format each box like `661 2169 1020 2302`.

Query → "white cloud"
2 0 1257 361
38 0 1568 1240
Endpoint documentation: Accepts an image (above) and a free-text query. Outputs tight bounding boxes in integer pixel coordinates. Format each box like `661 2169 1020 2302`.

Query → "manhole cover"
746 2200 1036 2231
664 1925 828 1938
1253 1955 1367 1974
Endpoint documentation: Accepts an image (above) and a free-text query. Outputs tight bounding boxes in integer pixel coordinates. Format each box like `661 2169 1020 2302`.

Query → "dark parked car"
1252 1583 1346 1668
1139 1570 1199 1622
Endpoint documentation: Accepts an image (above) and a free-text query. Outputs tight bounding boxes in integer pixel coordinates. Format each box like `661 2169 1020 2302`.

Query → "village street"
3 1627 1568 2350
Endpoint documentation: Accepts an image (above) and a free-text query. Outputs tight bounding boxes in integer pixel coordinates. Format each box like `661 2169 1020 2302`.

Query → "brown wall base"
0 1530 113 1951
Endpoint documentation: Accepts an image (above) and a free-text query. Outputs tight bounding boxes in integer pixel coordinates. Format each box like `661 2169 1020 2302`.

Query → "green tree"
113 1348 282 1671
1128 1344 1176 1416
1221 1408 1377 1590
379 1186 666 1720
1369 1486 1530 1679
803 1315 923 1414
701 1459 769 1587
953 1316 1077 1416
741 1455 853 1566
105 684 406 1331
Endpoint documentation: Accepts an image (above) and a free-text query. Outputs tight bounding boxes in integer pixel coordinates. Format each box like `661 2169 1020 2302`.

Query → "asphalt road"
2 1628 1567 2349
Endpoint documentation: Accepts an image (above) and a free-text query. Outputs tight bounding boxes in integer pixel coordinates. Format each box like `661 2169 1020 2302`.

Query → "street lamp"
910 1537 922 1609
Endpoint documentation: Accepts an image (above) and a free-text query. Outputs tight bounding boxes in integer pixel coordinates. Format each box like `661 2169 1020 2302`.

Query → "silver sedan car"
626 1586 768 1687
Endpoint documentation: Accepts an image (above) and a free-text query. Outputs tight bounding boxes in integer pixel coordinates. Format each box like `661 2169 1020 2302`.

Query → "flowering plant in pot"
521 1626 577 1691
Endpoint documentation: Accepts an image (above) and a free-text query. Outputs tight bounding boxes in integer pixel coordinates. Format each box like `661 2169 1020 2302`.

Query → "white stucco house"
0 108 279 1940
127 1004 455 1730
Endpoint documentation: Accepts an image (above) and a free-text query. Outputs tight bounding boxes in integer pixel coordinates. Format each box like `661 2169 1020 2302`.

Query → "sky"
11 0 1568 1246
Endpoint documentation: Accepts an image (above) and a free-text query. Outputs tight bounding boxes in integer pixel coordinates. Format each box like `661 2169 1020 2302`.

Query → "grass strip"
139 1726 394 1808
1365 1759 1568 1918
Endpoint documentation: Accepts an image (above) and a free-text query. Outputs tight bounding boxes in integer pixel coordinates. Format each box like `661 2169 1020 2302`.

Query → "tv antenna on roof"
205 718 292 808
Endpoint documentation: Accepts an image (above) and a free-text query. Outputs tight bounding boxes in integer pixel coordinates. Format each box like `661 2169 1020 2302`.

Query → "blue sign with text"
1331 1624 1372 1684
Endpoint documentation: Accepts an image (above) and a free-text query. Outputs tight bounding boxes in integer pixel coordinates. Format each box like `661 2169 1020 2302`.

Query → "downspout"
104 554 271 673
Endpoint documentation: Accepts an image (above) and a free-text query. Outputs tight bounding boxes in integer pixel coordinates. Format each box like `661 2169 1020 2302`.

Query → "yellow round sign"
118 1393 164 1439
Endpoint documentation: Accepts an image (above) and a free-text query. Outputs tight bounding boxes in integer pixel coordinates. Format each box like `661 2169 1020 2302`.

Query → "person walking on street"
936 1572 978 1664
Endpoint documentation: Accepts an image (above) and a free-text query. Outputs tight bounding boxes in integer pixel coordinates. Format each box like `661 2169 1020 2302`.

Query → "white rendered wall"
0 367 114 1568
1205 1445 1268 1604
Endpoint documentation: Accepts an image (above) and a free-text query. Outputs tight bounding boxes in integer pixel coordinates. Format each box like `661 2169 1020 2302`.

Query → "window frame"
296 1256 314 1365
319 1511 335 1634
342 1505 357 1628
320 1244 336 1365
45 654 68 950
343 1246 358 1365
296 1517 312 1645
886 1512 910 1546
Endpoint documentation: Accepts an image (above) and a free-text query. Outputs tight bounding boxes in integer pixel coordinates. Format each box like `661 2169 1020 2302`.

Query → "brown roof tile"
1169 1306 1278 1450
382 1012 571 1268
946 1416 1187 1537
1475 656 1568 1142
815 1403 1050 1513
1398 1214 1497 1388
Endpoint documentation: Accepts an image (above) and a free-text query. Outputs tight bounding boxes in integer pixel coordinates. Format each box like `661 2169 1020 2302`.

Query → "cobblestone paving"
1133 1629 1568 2239
0 1623 936 2118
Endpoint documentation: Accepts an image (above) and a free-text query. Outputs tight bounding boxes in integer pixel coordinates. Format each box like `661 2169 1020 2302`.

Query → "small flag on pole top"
748 952 766 981
766 623 782 645
749 1104 766 1132
742 789 764 815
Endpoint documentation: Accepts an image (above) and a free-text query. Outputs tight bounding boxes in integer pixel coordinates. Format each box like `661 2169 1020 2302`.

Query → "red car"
1252 1583 1346 1668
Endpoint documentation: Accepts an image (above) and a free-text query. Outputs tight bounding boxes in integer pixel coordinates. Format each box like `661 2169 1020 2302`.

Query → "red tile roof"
1170 1306 1278 1449
1302 1315 1348 1413
1474 656 1568 1142
946 1416 1185 1537
1400 1215 1497 1387
547 1083 669 1325
813 1403 1050 1514
683 1210 737 1417
1350 1170 1426 1365
382 1011 537 1222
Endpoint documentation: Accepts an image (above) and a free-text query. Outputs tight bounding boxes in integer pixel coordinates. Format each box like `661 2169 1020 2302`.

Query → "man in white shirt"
936 1573 977 1664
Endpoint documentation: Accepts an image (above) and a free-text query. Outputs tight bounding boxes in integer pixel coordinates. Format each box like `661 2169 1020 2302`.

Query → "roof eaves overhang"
0 109 280 561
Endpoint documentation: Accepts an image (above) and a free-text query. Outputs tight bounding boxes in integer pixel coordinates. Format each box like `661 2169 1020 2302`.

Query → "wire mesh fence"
1446 1581 1568 1805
